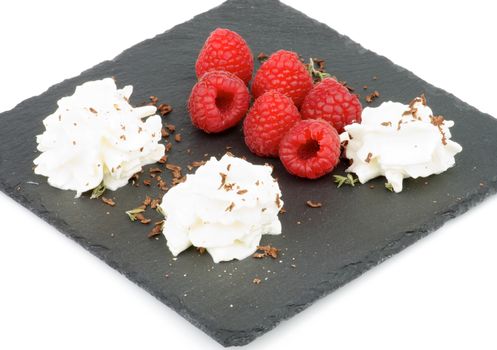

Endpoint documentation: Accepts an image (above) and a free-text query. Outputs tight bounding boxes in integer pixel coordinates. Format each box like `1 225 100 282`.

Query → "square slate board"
1 0 496 346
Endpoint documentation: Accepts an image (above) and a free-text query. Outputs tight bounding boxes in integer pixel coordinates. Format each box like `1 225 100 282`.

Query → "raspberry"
243 91 301 157
300 78 362 133
188 71 250 133
279 119 340 179
195 28 254 85
252 50 313 108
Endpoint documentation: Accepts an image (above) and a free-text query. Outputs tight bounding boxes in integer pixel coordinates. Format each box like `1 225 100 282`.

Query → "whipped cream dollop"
34 78 165 197
341 96 462 192
159 154 283 263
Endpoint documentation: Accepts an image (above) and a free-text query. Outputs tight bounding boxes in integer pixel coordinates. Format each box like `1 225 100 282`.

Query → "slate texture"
1 0 496 346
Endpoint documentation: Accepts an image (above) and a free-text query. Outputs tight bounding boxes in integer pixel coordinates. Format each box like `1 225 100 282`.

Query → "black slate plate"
1 0 496 346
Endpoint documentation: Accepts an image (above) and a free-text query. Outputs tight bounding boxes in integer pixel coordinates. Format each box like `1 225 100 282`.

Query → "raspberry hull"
279 119 341 179
188 71 250 133
243 91 301 157
301 78 362 133
195 28 254 85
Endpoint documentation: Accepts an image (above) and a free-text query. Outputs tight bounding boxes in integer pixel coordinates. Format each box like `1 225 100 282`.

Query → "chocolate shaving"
161 128 169 138
158 103 172 116
150 199 161 209
365 152 373 163
148 222 163 238
89 107 97 114
149 167 162 174
225 202 235 212
174 133 182 142
253 278 261 285
197 247 206 255
158 155 168 164
218 172 228 189
306 200 322 208
140 218 151 225
191 160 206 167
363 85 368 90
255 245 280 259
381 121 392 127
143 195 152 207
279 207 287 214
143 179 152 186
149 96 159 105
397 119 403 131
275 193 281 208
237 189 248 195
166 124 176 133
165 143 172 152
430 115 447 145
365 90 380 103
101 197 116 207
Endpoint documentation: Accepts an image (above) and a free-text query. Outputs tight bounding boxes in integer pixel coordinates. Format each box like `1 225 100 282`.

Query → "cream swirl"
34 78 165 197
159 154 283 263
341 96 462 192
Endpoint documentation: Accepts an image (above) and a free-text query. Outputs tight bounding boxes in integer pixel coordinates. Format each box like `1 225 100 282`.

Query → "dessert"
195 28 254 85
279 119 341 179
301 77 362 133
158 153 283 263
188 70 250 133
33 78 165 197
252 50 313 108
243 90 301 157
341 96 463 192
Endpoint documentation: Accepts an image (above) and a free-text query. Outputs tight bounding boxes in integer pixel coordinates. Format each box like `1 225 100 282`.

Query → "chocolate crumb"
143 179 152 186
161 128 169 138
227 163 232 171
197 247 206 255
89 107 97 114
101 197 115 207
252 253 265 259
363 85 368 90
166 124 176 133
165 143 172 152
140 218 151 225
381 121 392 127
253 278 262 285
237 189 248 195
279 207 287 214
174 134 182 142
306 200 322 208
275 193 281 208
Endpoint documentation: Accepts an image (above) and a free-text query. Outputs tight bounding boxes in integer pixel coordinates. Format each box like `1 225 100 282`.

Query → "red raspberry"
301 78 362 133
195 28 254 85
252 50 313 108
243 91 301 157
279 119 340 179
188 71 250 133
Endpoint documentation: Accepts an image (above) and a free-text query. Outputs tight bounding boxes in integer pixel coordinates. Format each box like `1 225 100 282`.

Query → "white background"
1 1 496 349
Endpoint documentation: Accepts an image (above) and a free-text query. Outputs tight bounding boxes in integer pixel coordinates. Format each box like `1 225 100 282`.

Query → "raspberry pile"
188 27 363 179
